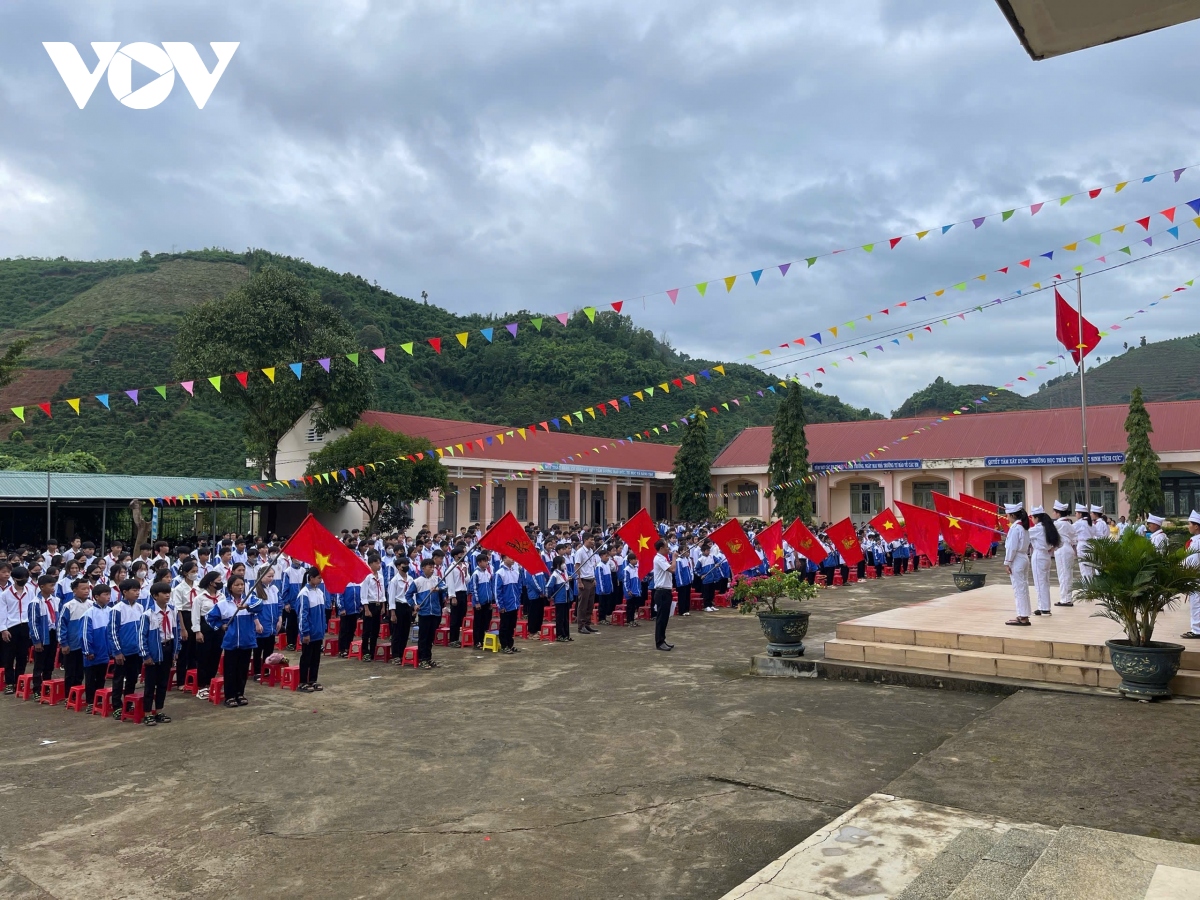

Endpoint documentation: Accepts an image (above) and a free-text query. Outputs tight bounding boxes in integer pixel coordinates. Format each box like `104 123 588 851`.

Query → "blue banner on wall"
812 459 924 472
984 453 1125 467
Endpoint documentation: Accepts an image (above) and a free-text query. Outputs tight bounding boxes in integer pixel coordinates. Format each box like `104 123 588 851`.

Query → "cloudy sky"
3 1 1200 416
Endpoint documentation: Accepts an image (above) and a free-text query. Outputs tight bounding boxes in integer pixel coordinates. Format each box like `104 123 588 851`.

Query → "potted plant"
1075 530 1200 700
952 546 987 592
735 570 818 658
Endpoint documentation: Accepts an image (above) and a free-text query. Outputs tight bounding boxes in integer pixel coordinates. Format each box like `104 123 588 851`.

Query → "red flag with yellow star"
868 508 903 541
709 518 762 576
757 519 786 571
478 511 549 576
281 513 371 593
932 493 996 556
616 508 660 573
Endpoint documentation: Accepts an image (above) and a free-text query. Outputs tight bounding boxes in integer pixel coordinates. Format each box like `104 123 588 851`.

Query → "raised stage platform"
823 583 1200 697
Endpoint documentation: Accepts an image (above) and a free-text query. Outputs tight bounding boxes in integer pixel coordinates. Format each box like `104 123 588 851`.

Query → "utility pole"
1076 273 1090 509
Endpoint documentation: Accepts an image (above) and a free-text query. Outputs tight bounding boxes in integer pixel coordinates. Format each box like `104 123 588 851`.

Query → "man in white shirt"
574 535 599 635
651 540 674 652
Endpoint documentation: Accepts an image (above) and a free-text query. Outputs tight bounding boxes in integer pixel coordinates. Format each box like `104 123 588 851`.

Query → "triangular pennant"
480 327 494 343
180 381 193 396
318 357 331 372
262 366 276 382
38 402 51 418
125 389 140 405
696 282 708 296
401 342 414 355
723 275 736 292
11 406 26 421
372 347 386 362
555 313 569 326
889 237 902 249
208 376 222 392
235 371 249 389
96 394 110 409
1001 209 1015 221
456 332 469 348
66 398 80 414
583 307 596 322
154 385 167 399
428 338 442 354
750 269 762 284
779 262 791 276
611 301 624 313
1162 207 1177 223
530 318 543 331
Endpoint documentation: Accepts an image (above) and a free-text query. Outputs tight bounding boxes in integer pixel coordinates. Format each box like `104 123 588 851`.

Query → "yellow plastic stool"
482 633 500 653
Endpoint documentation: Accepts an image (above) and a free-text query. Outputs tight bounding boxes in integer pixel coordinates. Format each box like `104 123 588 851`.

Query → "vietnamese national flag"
933 493 999 556
825 517 865 567
709 518 762 576
1054 288 1101 365
958 494 1007 535
281 513 372 593
895 501 941 566
757 519 786 571
868 508 903 541
478 511 549 577
783 518 827 568
616 507 660 573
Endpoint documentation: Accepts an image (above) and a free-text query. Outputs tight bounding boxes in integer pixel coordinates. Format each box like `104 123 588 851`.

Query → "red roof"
360 411 679 473
713 400 1200 468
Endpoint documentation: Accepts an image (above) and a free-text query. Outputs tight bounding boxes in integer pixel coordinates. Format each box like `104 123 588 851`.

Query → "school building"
277 409 680 533
710 400 1200 526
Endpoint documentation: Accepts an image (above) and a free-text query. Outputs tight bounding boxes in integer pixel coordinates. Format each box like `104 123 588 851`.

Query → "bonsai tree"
733 570 818 615
1074 529 1200 646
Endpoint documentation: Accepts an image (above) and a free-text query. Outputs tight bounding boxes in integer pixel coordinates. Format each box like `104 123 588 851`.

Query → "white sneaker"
706 606 717 612
196 688 209 699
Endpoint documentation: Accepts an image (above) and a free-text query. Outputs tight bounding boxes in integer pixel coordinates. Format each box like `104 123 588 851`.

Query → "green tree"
0 339 29 390
671 409 711 522
304 424 447 533
769 384 813 523
173 267 374 478
1121 386 1164 519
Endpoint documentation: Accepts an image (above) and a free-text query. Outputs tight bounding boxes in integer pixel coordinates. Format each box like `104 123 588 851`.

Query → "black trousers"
448 591 468 644
225 647 251 699
840 565 850 583
3 622 30 686
416 614 439 663
337 612 360 655
805 570 817 585
63 648 84 693
84 663 107 705
282 606 299 647
361 604 382 657
498 609 518 649
176 615 196 687
856 561 866 580
198 621 223 688
875 563 885 578
142 640 174 711
32 631 58 692
626 593 642 621
299 640 322 684
111 653 142 712
822 566 835 586
676 584 691 615
472 605 493 647
391 605 413 656
555 602 571 639
253 635 275 676
525 594 545 633
653 588 672 647
701 582 716 608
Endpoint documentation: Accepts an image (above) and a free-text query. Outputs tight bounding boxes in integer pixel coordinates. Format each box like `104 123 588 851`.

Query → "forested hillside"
0 249 879 477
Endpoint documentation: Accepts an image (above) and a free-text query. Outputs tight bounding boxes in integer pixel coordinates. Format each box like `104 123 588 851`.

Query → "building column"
482 470 493 526
1029 467 1044 511
816 479 831 523
641 479 650 518
607 479 618 527
572 474 582 524
530 471 540 526
760 477 773 519
882 473 895 510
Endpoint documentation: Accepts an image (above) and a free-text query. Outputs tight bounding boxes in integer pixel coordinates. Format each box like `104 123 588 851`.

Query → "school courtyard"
2 559 1199 900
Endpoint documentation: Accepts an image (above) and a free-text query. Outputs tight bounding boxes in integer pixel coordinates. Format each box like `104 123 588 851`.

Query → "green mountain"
890 376 1031 418
0 249 880 477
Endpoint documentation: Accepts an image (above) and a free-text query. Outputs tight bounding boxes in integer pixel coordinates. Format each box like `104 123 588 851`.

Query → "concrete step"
823 638 1200 696
1009 825 1200 899
945 827 1054 900
895 828 1002 900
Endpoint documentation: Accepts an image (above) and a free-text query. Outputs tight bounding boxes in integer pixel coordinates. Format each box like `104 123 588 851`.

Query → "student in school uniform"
170 560 199 689
674 545 694 617
58 578 92 698
251 567 281 679
407 558 445 670
297 567 327 691
622 553 643 626
468 555 495 650
1003 503 1033 627
81 583 114 712
210 573 260 707
492 553 524 654
521 564 548 635
138 581 176 725
279 558 305 650
695 542 718 612
1 565 33 693
56 559 81 603
28 574 61 695
1029 506 1061 617
358 555 386 661
336 575 362 658
548 555 573 642
595 548 617 623
388 557 414 665
192 571 225 700
108 579 146 720
445 546 469 648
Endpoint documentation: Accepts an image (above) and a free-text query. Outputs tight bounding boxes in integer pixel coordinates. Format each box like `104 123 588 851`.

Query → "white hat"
1147 514 1164 526
1189 510 1200 526
1004 502 1024 515
1053 500 1069 512
1029 505 1045 516
1074 503 1088 513
1090 504 1102 513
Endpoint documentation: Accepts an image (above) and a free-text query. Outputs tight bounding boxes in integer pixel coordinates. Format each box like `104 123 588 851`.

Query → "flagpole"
1076 273 1091 510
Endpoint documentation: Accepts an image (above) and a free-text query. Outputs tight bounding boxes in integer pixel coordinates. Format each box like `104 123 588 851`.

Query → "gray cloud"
3 0 1200 414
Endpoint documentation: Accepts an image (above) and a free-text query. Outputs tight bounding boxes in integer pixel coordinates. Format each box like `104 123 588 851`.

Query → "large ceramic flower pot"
953 572 987 592
758 610 811 658
1105 639 1184 700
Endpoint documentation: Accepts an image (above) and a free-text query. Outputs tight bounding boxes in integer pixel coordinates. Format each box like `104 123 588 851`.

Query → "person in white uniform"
1182 510 1200 641
1074 503 1095 580
1050 500 1078 607
1004 503 1032 626
1090 505 1111 544
1145 514 1169 552
1028 506 1060 616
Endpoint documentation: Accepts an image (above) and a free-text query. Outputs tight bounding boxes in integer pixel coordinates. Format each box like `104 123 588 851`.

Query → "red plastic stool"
217 656 224 676
866 568 877 579
323 638 338 657
208 677 226 705
636 606 650 620
106 660 116 680
401 646 419 668
833 574 843 586
326 616 340 635
0 671 5 691
539 623 556 641
514 621 529 639
434 626 450 646
66 685 87 712
262 662 283 687
121 695 146 724
90 687 114 717
276 634 288 650
379 622 391 639
14 674 34 701
611 608 627 626
848 572 858 583
281 666 301 691
39 678 66 706
374 645 392 663
348 640 363 660
462 615 474 633
182 668 199 695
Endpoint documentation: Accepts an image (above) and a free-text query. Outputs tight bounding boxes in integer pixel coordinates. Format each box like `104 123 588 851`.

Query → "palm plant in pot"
735 570 818 658
1075 530 1200 700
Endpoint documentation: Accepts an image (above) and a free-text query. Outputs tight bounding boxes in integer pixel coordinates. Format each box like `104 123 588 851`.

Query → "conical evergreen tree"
672 409 712 522
1121 386 1164 519
769 384 813 522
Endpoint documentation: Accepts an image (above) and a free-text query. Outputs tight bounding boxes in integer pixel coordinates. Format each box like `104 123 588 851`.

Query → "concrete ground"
2 558 1195 899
